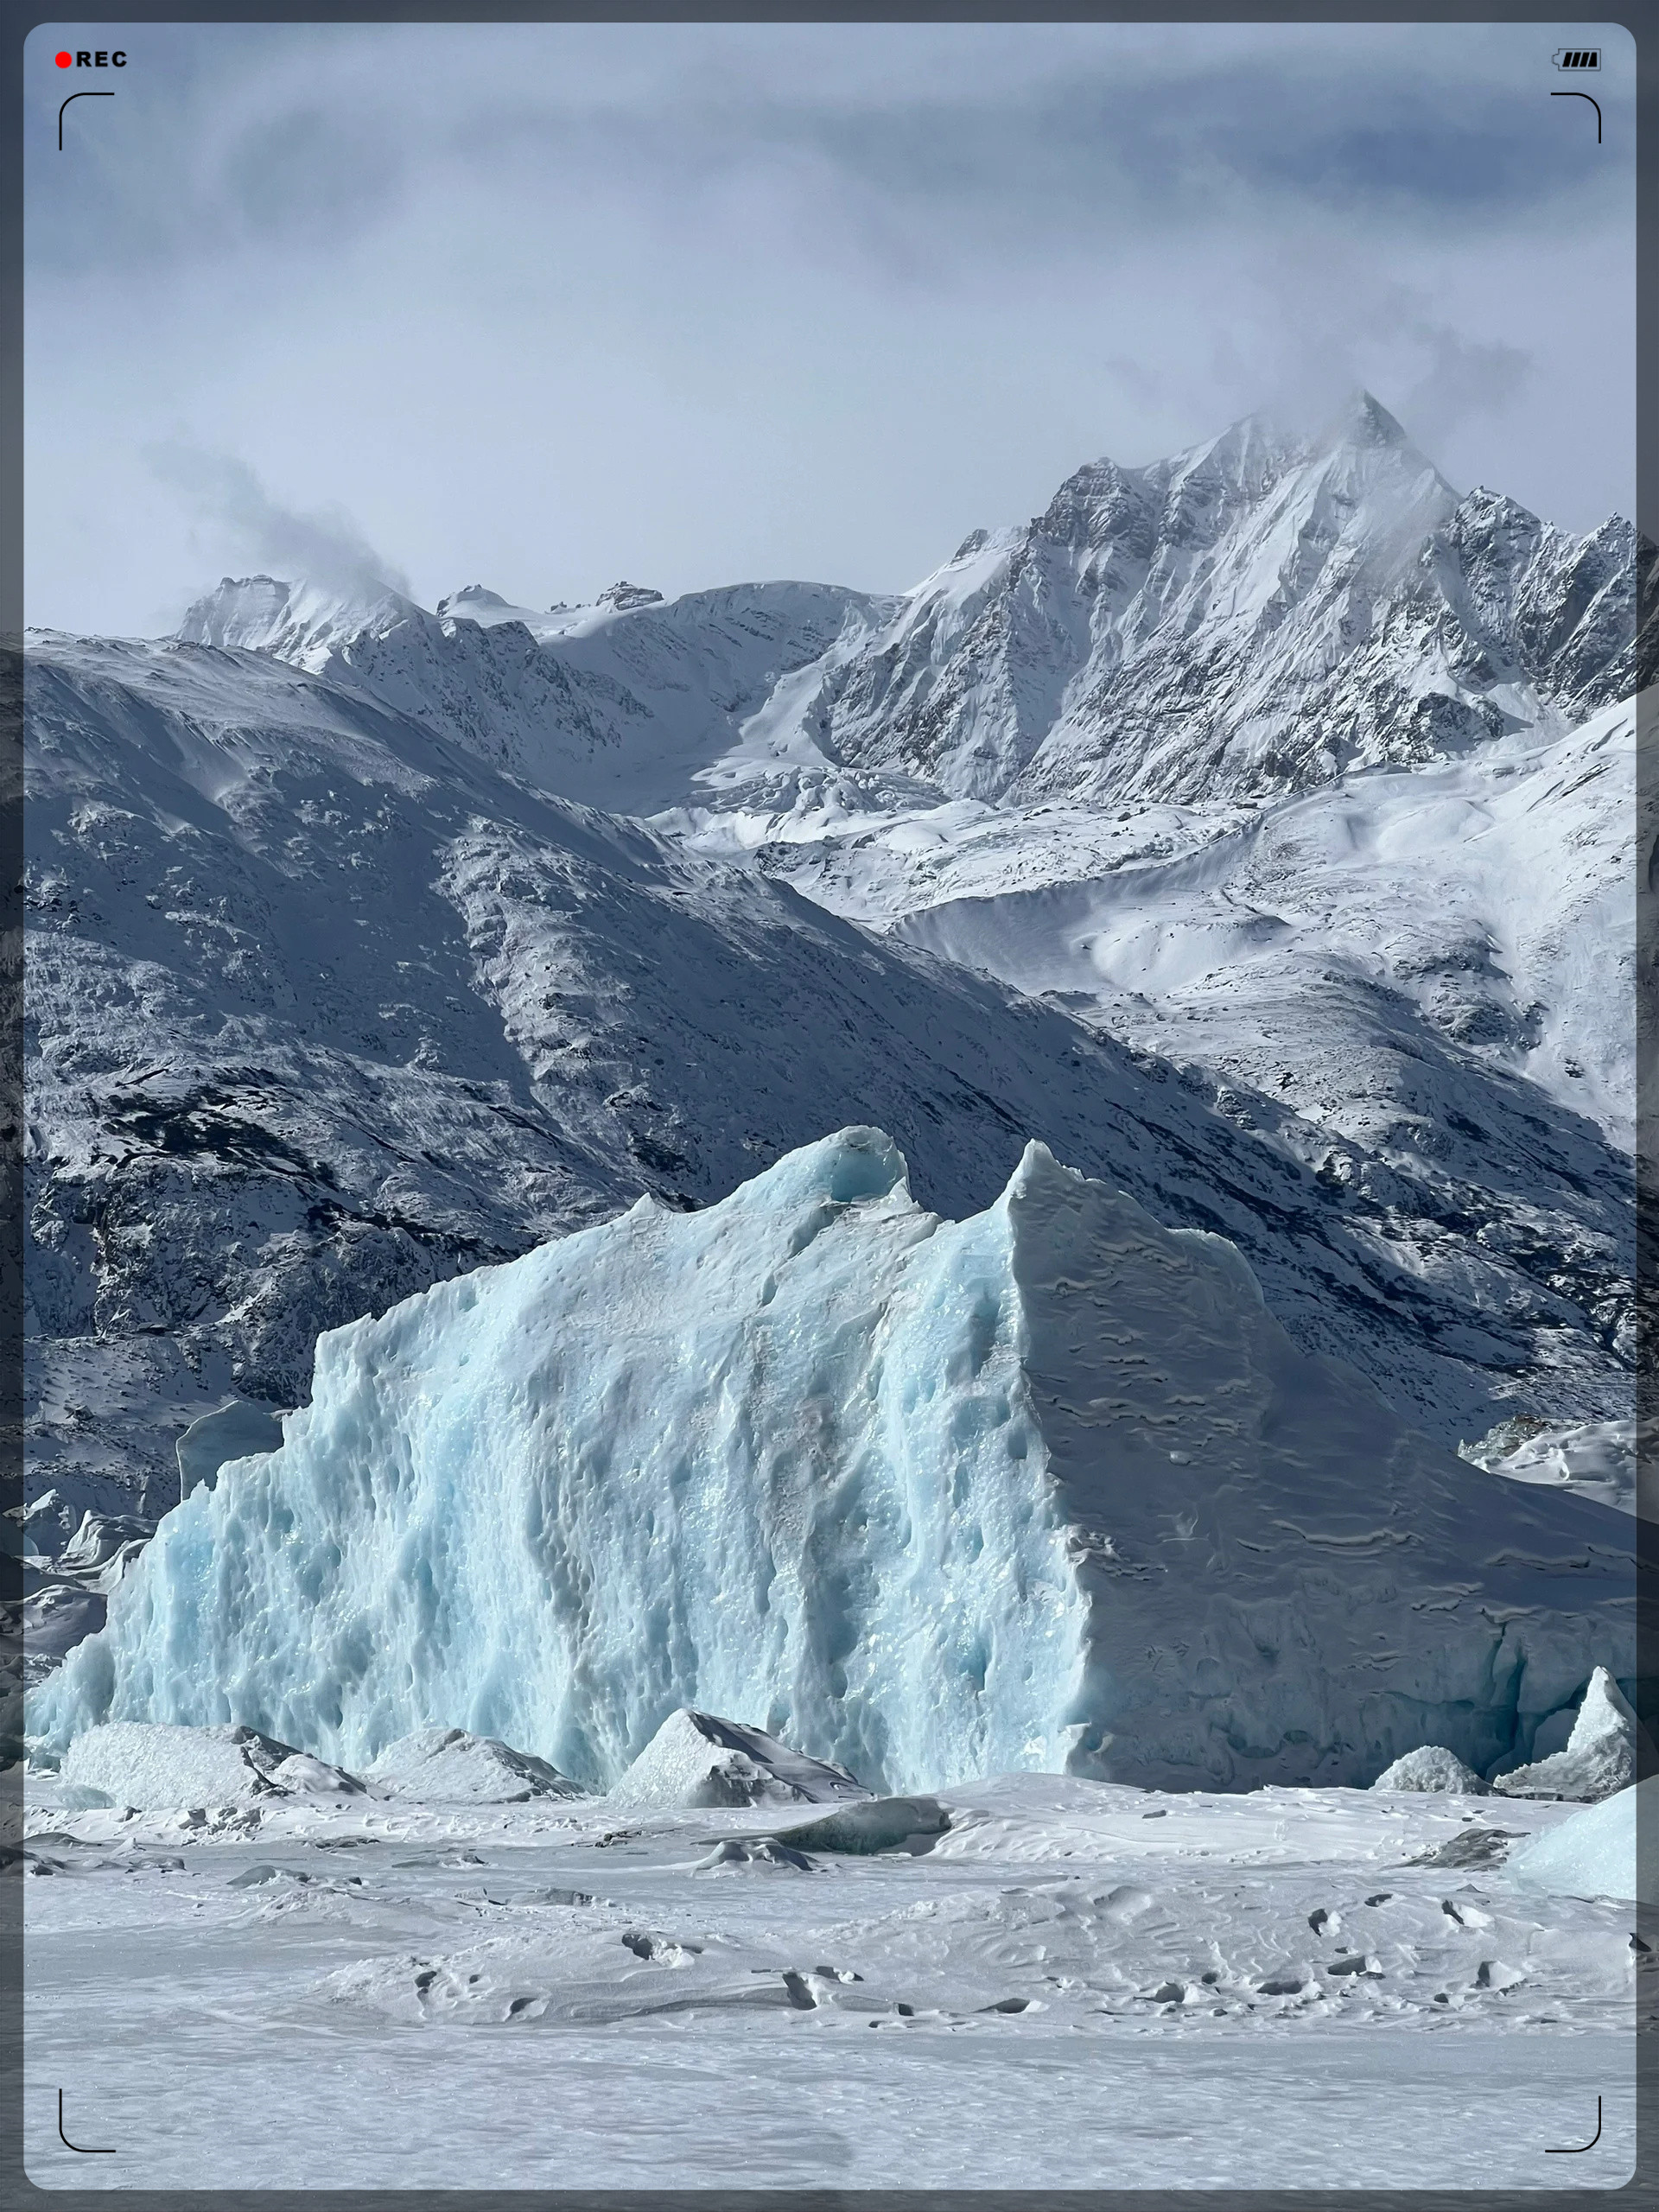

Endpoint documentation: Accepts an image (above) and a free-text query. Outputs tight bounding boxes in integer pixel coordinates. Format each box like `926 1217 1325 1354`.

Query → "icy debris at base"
1505 1774 1658 1906
62 1723 362 1809
365 1728 584 1804
1491 1667 1651 1802
769 1796 953 1856
694 1837 820 1872
268 1752 368 1796
607 1710 870 1812
28 1129 1636 1794
1370 1747 1490 1794
1459 1418 1640 1519
1407 1826 1521 1871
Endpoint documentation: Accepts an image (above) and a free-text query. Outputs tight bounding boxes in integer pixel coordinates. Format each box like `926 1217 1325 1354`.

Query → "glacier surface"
29 1130 1636 1793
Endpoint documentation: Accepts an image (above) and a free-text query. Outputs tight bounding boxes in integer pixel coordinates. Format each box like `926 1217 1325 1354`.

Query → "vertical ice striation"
29 1130 1636 1791
29 1130 1087 1792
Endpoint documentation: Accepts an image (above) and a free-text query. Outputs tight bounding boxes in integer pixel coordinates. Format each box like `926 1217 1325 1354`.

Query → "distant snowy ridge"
759 394 1637 808
176 570 884 813
170 395 1641 827
29 1131 1636 1794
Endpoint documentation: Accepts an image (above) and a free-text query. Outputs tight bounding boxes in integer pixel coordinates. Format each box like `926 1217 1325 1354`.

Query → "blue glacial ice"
1505 1774 1658 1905
28 1129 1637 1793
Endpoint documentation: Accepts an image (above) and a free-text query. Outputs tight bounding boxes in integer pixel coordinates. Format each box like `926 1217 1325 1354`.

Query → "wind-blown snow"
29 1131 1636 1793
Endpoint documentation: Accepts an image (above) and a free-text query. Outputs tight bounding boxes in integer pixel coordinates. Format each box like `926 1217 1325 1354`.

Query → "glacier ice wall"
29 1130 1636 1792
30 1131 1086 1789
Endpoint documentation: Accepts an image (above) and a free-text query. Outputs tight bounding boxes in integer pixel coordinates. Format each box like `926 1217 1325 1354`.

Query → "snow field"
22 1774 1642 2190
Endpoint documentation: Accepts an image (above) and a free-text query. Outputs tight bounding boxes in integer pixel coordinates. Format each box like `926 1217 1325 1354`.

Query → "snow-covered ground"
22 1774 1643 2191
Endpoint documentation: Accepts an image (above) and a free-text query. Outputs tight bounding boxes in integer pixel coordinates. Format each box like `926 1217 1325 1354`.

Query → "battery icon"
1553 48 1600 68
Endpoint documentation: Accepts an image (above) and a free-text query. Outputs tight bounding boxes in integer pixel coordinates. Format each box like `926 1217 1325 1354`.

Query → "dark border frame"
3 7 1651 2208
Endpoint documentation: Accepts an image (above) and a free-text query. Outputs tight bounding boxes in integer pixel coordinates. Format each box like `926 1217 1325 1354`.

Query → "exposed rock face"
797 397 1640 805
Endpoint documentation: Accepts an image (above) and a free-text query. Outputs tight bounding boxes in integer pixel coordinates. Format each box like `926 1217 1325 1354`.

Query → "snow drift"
1370 1746 1489 1794
62 1721 362 1808
28 1130 1637 1793
364 1727 582 1803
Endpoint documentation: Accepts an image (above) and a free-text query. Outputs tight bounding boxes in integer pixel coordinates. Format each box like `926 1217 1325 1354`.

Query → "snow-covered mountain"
21 397 1638 1632
171 397 1638 826
177 569 883 812
748 394 1636 808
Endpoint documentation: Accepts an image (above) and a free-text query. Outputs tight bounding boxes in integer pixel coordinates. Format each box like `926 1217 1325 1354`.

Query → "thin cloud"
1401 327 1535 457
146 443 411 600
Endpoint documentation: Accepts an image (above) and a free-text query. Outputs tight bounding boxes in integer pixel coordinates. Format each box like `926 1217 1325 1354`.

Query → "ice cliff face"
29 1132 1636 1794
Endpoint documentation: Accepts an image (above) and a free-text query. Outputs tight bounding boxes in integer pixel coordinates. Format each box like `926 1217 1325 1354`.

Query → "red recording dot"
55 51 73 67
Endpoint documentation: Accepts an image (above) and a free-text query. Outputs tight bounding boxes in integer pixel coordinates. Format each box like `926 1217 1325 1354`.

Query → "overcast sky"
25 20 1636 634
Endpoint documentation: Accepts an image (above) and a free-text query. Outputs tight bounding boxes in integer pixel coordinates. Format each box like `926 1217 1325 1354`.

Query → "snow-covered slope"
741 394 1634 808
28 1130 1635 1792
23 607 1634 1542
885 702 1634 1145
178 571 883 812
